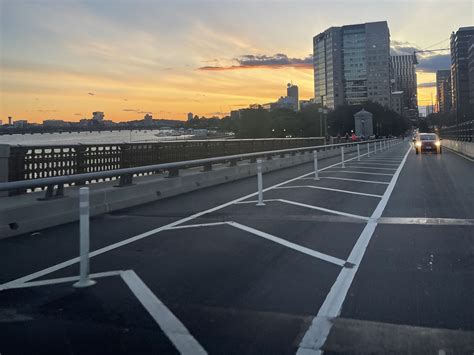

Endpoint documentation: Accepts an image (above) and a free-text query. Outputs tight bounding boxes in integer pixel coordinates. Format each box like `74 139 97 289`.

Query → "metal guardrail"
439 120 473 142
0 139 397 200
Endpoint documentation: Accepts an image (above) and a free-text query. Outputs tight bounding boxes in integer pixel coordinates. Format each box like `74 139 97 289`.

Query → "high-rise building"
391 55 418 116
450 26 474 119
187 112 193 121
468 36 474 114
436 70 452 113
313 21 391 109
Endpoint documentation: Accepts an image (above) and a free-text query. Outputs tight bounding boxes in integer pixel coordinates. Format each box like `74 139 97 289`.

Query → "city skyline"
1 0 471 123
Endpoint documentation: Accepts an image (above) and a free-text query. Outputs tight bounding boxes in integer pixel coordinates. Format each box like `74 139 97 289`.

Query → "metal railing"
439 120 473 142
0 139 399 200
5 138 325 185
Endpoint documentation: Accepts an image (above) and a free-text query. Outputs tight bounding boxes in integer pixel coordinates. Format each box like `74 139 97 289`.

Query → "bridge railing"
4 138 325 186
0 138 397 199
439 120 473 142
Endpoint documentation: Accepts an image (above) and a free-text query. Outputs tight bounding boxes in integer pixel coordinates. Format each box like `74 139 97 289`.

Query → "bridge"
0 136 473 354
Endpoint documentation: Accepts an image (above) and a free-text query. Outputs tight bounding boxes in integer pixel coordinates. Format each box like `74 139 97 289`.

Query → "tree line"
185 101 413 138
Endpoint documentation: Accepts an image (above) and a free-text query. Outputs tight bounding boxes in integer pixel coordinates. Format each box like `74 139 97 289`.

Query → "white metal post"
367 142 370 157
256 159 265 206
73 187 96 288
380 141 382 151
341 146 345 168
313 150 320 180
357 144 360 161
374 142 377 155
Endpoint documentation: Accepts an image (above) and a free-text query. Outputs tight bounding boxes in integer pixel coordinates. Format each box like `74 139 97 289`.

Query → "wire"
421 38 450 50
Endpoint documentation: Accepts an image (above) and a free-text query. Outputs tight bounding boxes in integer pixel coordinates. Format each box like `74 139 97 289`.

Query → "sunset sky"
1 0 472 123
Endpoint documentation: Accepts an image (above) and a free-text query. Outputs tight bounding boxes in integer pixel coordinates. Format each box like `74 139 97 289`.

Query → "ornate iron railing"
439 120 473 142
7 138 325 184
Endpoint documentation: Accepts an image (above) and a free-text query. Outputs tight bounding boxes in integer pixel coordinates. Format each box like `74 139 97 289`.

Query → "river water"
0 129 196 146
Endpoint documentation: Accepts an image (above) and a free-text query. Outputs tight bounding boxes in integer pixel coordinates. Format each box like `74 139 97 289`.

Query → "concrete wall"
0 145 356 239
442 139 474 158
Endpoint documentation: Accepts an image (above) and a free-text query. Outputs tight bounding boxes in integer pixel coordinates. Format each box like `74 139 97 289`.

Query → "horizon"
1 0 471 123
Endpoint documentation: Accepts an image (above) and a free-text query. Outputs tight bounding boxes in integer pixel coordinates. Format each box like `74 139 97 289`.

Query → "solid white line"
0 271 122 291
226 222 346 267
343 165 397 171
348 162 400 166
321 170 393 176
170 222 229 230
0 150 365 288
297 145 411 354
274 185 382 198
121 270 207 355
275 199 369 221
442 146 474 162
318 177 389 185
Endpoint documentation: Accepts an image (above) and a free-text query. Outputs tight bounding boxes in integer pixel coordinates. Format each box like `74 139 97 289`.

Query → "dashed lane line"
274 185 383 198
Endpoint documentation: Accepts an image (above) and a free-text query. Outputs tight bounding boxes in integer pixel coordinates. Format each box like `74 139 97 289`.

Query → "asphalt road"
0 140 473 355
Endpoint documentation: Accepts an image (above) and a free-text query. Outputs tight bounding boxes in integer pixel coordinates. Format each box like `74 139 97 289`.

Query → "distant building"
13 120 28 128
468 36 474 115
314 21 391 109
187 112 193 121
260 83 300 112
390 91 403 116
451 26 474 119
391 54 418 116
8 116 12 125
144 113 153 124
43 119 69 127
92 111 104 121
436 70 452 113
286 83 299 111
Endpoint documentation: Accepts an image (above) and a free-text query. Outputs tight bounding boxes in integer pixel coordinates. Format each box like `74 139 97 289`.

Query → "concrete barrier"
0 146 357 239
442 139 474 158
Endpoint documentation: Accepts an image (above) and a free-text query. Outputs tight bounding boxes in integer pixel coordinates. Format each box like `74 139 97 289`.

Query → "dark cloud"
417 82 437 88
123 108 153 114
88 92 95 96
416 54 451 73
390 40 419 56
199 53 313 71
390 39 450 73
74 113 82 116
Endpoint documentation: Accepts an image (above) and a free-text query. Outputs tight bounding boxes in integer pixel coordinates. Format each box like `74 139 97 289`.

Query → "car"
414 133 442 154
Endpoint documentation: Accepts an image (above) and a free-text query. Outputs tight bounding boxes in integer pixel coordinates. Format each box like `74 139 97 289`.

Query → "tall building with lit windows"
313 21 391 109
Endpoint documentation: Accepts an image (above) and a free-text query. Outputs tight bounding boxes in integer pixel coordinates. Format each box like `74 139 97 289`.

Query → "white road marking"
274 199 370 221
170 222 229 229
274 185 382 198
348 162 400 166
317 177 389 185
321 170 393 176
121 270 207 355
0 271 122 291
227 222 346 267
442 146 474 162
0 150 365 288
297 145 411 354
343 165 397 171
